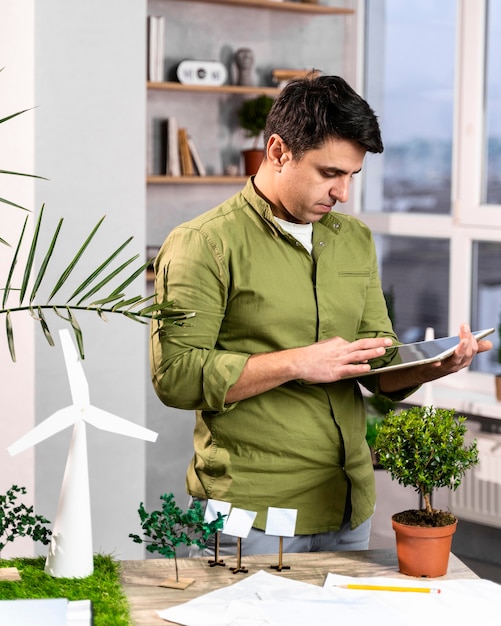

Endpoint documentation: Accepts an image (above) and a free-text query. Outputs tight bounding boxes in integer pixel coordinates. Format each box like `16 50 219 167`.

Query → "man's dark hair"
263 73 384 159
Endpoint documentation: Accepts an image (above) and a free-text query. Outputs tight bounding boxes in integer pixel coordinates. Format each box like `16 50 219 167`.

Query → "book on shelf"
187 135 207 176
178 127 195 176
166 117 181 177
147 15 164 82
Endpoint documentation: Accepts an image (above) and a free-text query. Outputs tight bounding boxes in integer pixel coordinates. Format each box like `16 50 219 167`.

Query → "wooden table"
120 549 478 626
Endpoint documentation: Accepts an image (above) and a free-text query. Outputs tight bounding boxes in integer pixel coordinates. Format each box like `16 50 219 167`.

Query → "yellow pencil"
335 584 441 594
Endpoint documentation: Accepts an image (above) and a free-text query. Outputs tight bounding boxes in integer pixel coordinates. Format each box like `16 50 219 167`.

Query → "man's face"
270 136 367 224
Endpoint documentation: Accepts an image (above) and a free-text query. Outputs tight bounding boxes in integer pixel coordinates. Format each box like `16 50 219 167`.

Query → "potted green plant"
236 94 274 175
374 405 479 577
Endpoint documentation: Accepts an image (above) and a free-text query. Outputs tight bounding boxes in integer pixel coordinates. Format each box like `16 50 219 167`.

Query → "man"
150 74 491 555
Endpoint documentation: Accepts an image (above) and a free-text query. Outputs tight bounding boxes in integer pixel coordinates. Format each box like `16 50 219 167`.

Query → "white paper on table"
158 569 402 626
204 499 232 525
222 507 257 538
158 570 325 625
265 507 297 537
324 574 501 626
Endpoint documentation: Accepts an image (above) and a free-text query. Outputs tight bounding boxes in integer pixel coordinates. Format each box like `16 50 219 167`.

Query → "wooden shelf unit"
147 81 281 96
146 0 354 187
147 175 248 184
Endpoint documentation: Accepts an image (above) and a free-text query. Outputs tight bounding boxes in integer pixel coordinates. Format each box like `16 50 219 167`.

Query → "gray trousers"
188 497 372 557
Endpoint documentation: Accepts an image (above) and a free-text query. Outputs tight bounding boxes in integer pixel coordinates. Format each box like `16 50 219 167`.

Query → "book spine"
178 128 194 176
167 117 181 177
147 16 164 82
187 136 206 176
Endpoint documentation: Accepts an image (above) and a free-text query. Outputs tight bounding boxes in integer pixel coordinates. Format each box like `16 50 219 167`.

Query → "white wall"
1 0 148 560
0 0 36 559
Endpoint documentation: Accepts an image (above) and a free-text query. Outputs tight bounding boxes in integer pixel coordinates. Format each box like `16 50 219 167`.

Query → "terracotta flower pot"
392 516 457 578
242 149 263 176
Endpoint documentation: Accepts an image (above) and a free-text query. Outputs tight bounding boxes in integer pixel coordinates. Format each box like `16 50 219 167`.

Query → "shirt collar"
241 176 343 237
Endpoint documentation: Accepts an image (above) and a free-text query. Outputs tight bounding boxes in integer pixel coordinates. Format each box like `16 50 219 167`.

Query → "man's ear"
267 134 289 168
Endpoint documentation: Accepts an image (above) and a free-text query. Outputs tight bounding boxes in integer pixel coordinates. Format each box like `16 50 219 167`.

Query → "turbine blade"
83 407 158 442
59 329 90 406
8 407 79 456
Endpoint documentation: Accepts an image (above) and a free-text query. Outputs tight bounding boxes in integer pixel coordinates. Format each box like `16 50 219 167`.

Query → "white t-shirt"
274 216 313 254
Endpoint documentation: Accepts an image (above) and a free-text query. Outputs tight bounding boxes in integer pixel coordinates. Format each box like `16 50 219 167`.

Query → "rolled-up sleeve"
150 225 249 412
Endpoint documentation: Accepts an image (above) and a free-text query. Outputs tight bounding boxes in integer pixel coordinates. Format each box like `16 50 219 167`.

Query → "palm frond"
1 208 192 360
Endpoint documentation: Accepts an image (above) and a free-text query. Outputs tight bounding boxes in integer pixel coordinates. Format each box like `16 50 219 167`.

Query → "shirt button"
319 241 325 246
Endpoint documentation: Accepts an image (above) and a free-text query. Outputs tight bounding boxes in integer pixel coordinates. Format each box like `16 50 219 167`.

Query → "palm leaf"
20 203 46 303
108 261 150 297
1 208 192 360
0 195 31 213
66 237 133 303
29 216 64 304
75 256 138 306
30 306 55 348
0 108 33 126
2 215 29 308
6 310 15 362
47 216 106 302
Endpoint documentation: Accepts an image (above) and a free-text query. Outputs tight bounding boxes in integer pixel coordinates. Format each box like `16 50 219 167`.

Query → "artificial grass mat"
0 553 131 625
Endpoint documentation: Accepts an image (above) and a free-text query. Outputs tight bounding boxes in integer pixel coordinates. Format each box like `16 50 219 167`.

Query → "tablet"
353 327 495 378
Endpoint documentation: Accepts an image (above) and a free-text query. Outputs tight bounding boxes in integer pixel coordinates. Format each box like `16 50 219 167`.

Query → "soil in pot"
392 509 457 578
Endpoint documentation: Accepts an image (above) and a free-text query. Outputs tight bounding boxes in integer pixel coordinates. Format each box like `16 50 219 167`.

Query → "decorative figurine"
234 47 256 86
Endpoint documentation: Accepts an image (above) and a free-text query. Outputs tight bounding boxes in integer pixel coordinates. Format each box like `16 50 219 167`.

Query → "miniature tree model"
374 405 479 525
0 485 52 558
129 493 226 587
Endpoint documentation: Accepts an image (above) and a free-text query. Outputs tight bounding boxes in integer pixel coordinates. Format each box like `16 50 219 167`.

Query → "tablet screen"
354 327 494 378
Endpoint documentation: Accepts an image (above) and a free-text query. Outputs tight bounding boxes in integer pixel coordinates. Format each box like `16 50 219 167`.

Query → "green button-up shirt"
150 179 415 533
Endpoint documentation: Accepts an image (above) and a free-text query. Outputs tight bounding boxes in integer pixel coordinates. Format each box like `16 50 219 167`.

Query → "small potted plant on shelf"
237 94 274 176
374 405 479 577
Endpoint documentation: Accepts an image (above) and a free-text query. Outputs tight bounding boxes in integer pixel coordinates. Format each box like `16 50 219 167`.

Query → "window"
471 241 501 373
484 0 501 204
363 0 456 215
358 0 501 392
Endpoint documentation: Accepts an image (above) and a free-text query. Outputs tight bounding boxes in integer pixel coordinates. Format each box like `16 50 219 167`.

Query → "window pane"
484 0 501 204
364 0 456 214
376 235 450 342
470 241 501 373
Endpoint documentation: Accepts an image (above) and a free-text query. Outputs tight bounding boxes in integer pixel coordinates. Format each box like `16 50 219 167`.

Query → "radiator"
449 431 501 529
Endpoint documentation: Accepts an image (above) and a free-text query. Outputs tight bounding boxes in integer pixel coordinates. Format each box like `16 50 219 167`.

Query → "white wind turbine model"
8 329 158 578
